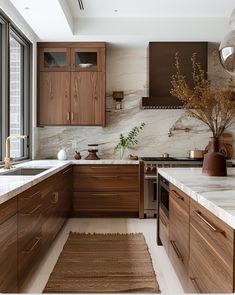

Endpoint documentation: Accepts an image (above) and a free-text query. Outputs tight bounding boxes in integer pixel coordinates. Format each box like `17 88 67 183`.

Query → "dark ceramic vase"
202 137 227 176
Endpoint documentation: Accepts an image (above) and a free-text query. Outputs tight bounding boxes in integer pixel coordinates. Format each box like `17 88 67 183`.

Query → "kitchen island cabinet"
157 167 235 293
73 164 143 217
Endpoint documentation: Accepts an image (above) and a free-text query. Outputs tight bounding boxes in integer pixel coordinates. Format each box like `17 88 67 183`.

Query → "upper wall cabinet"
37 42 106 127
39 48 71 71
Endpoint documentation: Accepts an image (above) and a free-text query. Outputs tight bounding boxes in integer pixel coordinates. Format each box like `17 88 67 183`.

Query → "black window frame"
0 10 32 164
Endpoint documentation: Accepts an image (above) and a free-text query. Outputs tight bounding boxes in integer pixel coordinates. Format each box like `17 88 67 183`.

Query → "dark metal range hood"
141 42 208 109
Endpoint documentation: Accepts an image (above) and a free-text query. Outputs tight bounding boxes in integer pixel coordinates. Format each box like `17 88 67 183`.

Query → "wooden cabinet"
37 42 106 127
0 198 17 293
188 199 233 293
18 167 72 289
73 164 141 217
168 185 190 290
158 207 169 254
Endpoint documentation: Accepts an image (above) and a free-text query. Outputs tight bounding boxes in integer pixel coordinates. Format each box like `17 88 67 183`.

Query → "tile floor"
22 218 184 294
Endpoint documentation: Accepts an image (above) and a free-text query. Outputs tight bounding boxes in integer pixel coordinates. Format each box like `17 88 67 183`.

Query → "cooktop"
141 157 203 161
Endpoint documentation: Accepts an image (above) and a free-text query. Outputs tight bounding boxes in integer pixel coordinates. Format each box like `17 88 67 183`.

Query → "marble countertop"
0 159 139 206
158 167 235 229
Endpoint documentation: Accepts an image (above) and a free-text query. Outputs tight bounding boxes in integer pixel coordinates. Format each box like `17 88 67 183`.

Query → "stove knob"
151 165 157 172
145 165 151 172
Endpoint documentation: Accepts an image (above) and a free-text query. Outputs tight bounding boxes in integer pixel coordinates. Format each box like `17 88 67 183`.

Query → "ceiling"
8 0 235 45
68 0 235 18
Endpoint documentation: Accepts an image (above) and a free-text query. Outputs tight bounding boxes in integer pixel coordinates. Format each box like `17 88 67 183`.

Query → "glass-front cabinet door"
71 48 101 71
40 48 70 71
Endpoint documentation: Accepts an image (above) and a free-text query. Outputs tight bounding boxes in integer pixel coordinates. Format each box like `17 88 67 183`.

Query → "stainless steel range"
141 157 203 218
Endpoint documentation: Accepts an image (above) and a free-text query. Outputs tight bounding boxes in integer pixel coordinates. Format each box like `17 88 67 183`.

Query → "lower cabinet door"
0 215 17 293
188 223 233 293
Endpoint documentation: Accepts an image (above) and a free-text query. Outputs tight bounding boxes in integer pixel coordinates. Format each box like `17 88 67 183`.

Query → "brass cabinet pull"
67 112 70 121
170 240 184 262
190 277 201 293
21 191 40 200
194 210 225 234
51 192 59 204
21 205 41 216
63 168 71 175
90 193 119 197
23 237 41 254
71 112 74 121
171 190 184 201
91 166 119 169
91 176 118 179
159 215 167 227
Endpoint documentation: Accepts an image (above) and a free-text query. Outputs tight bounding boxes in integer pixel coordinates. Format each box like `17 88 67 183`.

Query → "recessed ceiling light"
114 9 118 12
24 7 30 10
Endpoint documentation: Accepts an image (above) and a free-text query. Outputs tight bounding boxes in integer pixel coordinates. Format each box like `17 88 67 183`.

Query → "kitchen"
0 0 235 293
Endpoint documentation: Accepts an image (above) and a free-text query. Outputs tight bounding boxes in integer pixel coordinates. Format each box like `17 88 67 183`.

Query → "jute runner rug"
44 232 160 293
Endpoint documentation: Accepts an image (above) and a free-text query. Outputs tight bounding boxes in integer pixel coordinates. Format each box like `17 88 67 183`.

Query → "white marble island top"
158 167 235 229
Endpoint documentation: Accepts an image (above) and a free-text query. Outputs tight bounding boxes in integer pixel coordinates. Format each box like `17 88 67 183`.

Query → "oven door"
144 175 157 218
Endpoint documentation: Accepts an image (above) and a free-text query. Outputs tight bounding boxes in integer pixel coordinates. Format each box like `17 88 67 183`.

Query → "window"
0 11 31 163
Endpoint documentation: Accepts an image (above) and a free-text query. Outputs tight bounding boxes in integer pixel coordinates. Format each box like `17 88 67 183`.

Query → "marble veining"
36 43 235 160
158 167 235 229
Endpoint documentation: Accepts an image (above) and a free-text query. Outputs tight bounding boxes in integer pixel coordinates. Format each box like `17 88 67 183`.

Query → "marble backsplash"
36 43 235 160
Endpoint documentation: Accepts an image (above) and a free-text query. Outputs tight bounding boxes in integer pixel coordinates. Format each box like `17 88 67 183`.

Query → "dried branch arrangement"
170 53 235 138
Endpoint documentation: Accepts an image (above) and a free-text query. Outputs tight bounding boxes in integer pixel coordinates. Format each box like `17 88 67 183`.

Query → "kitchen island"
157 167 235 293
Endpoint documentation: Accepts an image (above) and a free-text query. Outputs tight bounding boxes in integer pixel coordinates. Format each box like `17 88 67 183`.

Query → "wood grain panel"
39 72 70 126
0 215 17 293
169 186 189 291
0 197 17 225
190 199 233 279
71 72 103 125
73 192 139 212
188 222 233 293
73 164 139 175
159 207 169 254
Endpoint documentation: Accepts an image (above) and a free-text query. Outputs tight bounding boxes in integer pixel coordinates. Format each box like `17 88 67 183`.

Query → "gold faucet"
4 135 27 169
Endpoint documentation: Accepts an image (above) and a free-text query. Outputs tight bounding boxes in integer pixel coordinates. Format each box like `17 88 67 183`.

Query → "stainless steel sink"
1 167 50 176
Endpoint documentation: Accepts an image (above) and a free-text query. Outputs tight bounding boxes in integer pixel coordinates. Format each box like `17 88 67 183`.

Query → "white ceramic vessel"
57 148 67 160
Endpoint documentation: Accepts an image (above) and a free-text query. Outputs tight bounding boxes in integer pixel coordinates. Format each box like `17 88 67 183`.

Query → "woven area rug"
43 232 160 293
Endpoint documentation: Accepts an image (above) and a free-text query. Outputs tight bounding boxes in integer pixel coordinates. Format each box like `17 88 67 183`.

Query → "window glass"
9 35 23 158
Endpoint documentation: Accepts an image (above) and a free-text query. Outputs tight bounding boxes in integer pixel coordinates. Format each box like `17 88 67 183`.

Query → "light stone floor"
22 218 184 294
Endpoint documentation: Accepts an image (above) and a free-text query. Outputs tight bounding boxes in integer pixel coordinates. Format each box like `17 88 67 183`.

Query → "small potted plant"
115 123 145 159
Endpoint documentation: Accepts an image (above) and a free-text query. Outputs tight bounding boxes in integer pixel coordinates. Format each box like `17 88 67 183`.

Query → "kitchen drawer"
18 185 42 211
188 222 233 293
190 199 233 270
169 186 189 291
73 191 139 211
18 195 42 252
18 235 42 285
74 174 139 192
0 197 17 225
73 164 139 176
0 214 17 293
170 184 190 207
159 207 169 253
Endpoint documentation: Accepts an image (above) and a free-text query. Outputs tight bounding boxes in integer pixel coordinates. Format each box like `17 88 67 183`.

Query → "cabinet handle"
91 176 118 179
171 190 184 201
21 190 40 200
23 237 41 254
51 192 59 204
21 204 41 216
71 112 74 121
63 168 71 175
91 166 119 169
194 210 225 234
67 112 70 121
170 240 184 262
90 193 119 197
190 277 201 293
159 215 167 227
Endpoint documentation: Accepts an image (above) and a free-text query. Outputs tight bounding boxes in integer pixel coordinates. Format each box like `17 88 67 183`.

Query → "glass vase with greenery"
114 123 145 159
